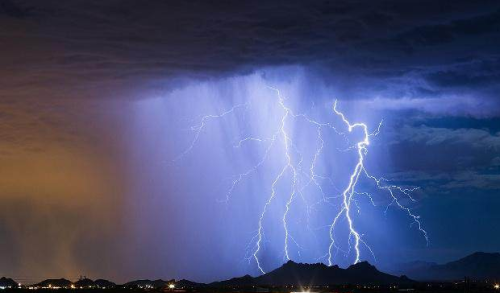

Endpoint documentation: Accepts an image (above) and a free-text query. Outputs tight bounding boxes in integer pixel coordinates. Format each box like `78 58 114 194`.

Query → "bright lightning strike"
175 87 427 274
328 100 428 266
252 87 342 273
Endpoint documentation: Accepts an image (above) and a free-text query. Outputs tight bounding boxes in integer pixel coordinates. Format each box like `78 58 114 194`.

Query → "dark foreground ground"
2 283 500 293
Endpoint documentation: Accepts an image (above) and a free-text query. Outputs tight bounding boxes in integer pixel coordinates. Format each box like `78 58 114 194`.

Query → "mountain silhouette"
395 252 500 281
74 278 95 288
124 279 174 288
0 277 18 288
94 279 116 288
14 253 499 288
175 279 206 288
210 260 413 286
210 274 257 287
35 279 72 288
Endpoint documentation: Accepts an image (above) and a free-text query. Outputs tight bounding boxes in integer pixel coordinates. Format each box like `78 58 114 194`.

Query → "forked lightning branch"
175 87 428 274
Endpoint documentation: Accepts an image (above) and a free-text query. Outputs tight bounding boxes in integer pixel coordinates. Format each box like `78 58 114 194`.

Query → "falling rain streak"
175 86 427 274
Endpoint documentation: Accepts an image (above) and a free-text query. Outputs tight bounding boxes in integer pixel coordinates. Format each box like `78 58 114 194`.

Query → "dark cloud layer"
1 0 499 115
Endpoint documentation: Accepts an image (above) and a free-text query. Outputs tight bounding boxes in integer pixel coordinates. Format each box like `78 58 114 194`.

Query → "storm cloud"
0 0 499 284
1 0 500 114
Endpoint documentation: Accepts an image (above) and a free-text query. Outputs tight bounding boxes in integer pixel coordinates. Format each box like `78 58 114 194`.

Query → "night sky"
1 0 500 284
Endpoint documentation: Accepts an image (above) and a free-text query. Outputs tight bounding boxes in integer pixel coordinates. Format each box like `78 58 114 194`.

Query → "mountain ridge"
394 251 500 281
210 260 413 286
0 277 18 288
4 251 500 287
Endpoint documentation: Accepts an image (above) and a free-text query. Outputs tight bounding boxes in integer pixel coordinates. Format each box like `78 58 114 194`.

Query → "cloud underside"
0 0 499 117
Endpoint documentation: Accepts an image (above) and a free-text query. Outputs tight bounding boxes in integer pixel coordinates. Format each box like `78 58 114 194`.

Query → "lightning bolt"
173 102 249 162
327 100 428 266
252 87 302 273
252 88 346 273
175 87 427 274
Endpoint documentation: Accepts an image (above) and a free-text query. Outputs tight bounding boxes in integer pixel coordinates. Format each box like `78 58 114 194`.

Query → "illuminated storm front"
173 78 428 274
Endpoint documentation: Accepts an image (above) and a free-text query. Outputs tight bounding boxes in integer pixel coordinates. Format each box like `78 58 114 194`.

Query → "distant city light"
168 284 175 289
494 284 500 290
